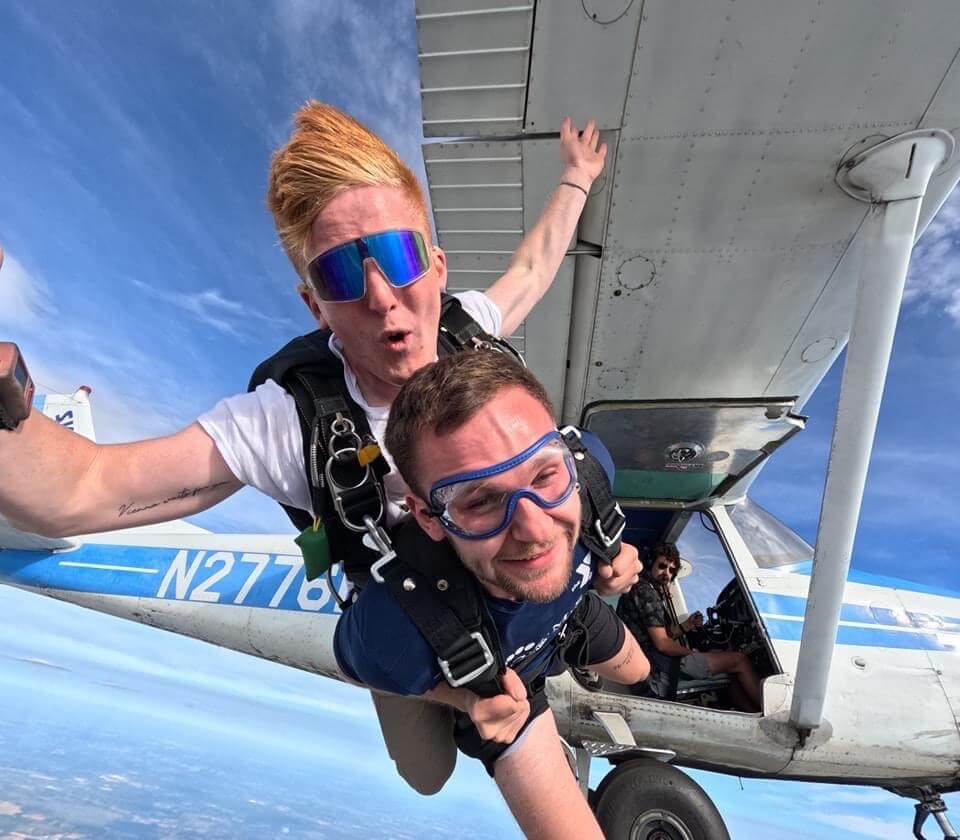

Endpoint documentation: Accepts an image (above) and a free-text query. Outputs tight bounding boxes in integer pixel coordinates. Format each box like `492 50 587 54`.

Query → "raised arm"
0 410 241 537
485 117 608 336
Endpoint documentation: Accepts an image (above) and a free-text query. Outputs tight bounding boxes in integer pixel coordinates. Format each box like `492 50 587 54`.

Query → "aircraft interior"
590 507 781 713
578 398 808 711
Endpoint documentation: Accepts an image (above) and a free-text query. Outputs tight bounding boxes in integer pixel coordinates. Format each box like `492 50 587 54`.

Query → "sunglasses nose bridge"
362 257 400 309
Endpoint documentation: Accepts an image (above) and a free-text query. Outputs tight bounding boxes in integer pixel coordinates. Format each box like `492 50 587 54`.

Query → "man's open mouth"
381 329 412 350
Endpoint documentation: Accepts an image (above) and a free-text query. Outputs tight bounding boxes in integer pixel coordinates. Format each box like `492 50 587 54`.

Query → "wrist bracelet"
560 180 589 197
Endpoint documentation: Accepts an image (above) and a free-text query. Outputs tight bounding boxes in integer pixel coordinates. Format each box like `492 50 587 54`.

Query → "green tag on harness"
295 521 332 582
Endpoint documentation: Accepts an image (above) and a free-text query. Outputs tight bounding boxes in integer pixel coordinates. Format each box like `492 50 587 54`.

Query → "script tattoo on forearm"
613 646 635 672
118 481 232 518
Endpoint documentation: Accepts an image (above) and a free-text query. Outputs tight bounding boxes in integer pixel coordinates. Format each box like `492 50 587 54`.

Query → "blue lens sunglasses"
306 229 431 302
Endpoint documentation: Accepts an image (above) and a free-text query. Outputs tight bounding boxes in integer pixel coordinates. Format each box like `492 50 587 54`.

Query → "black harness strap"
248 331 390 586
249 293 523 588
380 520 504 698
560 428 626 564
438 295 526 365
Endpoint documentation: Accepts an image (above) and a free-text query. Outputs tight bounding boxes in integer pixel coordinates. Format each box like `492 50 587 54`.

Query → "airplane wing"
416 0 960 436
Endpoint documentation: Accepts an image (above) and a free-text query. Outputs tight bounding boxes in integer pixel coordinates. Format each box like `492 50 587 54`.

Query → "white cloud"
0 251 57 330
818 788 898 806
131 279 295 339
906 188 960 325
814 812 901 839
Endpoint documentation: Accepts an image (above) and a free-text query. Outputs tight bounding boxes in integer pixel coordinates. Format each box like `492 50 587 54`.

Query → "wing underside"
416 0 960 422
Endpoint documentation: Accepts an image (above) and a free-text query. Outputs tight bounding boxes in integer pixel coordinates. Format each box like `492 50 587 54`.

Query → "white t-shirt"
198 290 503 526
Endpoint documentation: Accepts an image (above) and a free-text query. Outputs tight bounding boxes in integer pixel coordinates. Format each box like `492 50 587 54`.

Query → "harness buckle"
324 415 386 533
594 502 626 549
438 632 496 688
363 516 398 584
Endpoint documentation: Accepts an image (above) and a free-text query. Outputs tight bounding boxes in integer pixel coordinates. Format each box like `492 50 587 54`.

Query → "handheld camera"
0 343 34 431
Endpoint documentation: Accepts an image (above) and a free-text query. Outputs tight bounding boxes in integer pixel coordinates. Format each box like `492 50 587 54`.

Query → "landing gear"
591 759 730 840
895 786 960 840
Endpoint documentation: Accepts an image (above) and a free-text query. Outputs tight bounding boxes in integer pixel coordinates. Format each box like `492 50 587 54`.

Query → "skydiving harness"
248 293 626 697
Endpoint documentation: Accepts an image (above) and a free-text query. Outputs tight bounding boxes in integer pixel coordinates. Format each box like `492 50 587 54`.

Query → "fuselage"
2 507 957 791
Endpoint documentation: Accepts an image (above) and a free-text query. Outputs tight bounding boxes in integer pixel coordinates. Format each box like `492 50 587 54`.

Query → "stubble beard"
491 524 578 604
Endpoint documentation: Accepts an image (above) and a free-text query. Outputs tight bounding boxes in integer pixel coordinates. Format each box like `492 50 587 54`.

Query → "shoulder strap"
379 520 504 698
438 292 526 365
248 329 389 584
560 427 626 564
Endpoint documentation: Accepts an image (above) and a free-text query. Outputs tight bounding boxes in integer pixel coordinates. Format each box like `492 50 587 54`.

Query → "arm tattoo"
118 480 232 518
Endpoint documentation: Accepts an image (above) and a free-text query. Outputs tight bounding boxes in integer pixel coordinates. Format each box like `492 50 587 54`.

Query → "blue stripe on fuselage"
0 544 345 614
753 592 960 651
763 618 956 651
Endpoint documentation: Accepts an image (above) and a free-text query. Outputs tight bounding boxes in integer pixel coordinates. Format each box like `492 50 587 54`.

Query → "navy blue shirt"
333 430 615 695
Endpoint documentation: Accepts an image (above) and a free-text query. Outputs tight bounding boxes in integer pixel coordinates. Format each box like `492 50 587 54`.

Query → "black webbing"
381 522 503 697
561 429 625 564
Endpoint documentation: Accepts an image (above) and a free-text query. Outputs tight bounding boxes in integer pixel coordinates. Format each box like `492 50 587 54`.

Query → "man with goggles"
335 352 647 840
427 430 579 542
0 103 608 798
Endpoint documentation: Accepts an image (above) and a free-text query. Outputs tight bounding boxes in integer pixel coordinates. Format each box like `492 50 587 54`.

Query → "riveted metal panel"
623 0 960 137
604 130 864 253
417 0 960 431
523 1 643 132
585 243 848 403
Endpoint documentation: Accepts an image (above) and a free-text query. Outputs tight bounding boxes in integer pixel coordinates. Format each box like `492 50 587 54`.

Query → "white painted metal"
417 1 960 451
789 131 955 732
523 2 643 133
593 710 638 746
416 1 534 137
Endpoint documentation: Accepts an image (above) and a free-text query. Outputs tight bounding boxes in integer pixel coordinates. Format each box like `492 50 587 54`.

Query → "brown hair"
386 351 555 496
267 101 428 277
645 543 681 577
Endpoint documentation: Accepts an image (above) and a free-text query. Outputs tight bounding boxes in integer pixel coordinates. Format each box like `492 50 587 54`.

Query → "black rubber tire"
593 760 730 840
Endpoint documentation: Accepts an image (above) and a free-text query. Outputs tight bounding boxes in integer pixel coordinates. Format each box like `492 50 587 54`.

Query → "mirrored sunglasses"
306 229 431 302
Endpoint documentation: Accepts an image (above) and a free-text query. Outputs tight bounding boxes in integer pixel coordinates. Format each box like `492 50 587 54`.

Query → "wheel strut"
899 786 960 840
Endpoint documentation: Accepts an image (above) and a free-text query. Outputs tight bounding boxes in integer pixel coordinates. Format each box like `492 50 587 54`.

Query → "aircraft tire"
592 759 730 840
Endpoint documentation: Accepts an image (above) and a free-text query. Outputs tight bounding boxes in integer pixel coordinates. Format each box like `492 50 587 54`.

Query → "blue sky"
1 1 958 837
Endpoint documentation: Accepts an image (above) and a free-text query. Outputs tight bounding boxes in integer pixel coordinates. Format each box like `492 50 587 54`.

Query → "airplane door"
582 398 805 508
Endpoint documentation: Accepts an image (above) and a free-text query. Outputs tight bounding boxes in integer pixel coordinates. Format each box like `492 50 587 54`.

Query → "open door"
583 398 805 506
581 399 801 711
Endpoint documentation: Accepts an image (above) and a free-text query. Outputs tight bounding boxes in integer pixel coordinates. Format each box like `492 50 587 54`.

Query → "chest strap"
379 520 504 698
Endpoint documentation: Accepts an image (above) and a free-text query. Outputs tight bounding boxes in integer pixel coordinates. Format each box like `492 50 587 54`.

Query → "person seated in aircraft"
334 351 649 840
617 543 763 711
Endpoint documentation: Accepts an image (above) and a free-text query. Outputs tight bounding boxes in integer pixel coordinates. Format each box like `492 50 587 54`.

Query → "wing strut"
788 129 956 734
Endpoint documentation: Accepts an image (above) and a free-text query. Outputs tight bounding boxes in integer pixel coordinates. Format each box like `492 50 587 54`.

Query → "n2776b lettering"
156 549 341 613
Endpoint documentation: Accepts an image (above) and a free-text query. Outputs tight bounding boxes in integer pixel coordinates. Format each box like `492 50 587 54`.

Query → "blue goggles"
306 228 431 302
428 431 579 540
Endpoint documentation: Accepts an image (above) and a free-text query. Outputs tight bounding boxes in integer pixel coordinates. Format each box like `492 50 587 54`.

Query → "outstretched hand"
560 116 607 190
593 541 641 596
464 668 530 744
